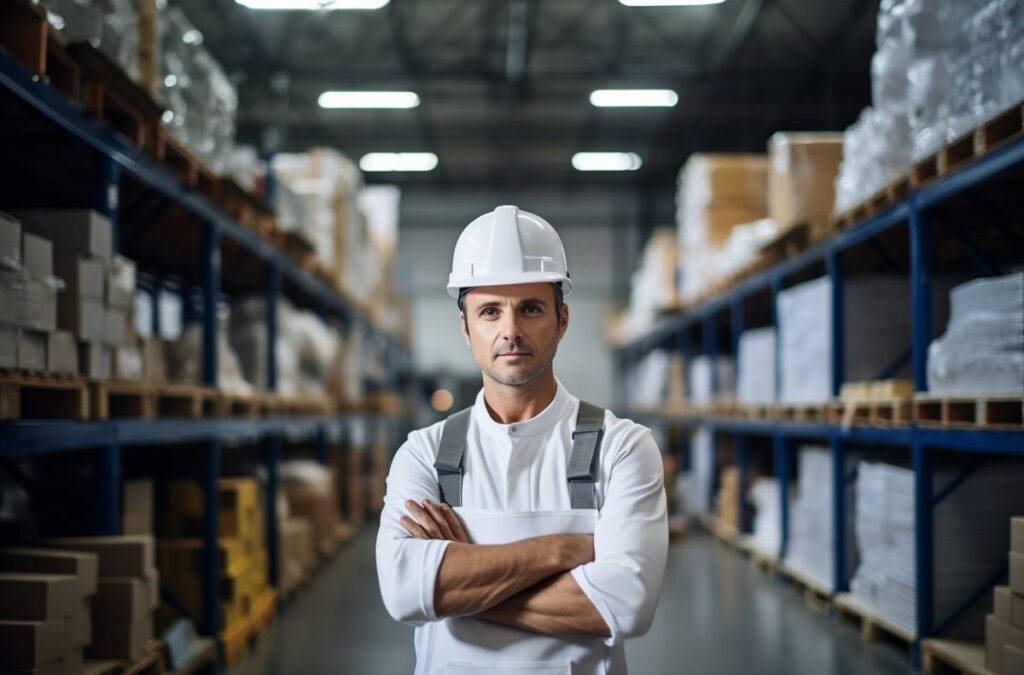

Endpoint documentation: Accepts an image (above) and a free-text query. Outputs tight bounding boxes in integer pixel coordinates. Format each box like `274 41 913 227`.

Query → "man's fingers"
423 500 456 540
441 504 471 543
406 500 444 539
400 515 428 539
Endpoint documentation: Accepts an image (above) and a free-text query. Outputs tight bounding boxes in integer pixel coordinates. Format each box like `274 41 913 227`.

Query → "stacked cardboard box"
276 495 315 597
986 517 1024 674
281 462 340 557
714 466 742 530
0 547 98 674
122 479 154 537
767 133 844 231
12 210 138 380
41 535 158 661
0 211 76 373
157 479 269 642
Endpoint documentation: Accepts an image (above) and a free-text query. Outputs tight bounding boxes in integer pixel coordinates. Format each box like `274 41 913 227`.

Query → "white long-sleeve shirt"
376 380 668 673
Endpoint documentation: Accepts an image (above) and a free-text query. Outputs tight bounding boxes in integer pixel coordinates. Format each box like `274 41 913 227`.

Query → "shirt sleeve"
570 425 668 646
375 431 452 625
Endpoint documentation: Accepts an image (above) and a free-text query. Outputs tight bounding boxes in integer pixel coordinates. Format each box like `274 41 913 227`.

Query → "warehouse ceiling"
173 0 880 190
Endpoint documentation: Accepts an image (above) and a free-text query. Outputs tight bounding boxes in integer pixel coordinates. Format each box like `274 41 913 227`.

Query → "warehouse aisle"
231 530 913 675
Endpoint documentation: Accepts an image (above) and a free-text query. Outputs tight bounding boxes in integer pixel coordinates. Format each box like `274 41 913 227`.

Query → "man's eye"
481 308 498 317
523 305 541 314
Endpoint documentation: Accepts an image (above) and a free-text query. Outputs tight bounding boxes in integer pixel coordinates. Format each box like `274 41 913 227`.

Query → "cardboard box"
45 331 78 375
113 344 143 381
87 616 152 660
143 567 159 610
157 538 248 576
105 256 135 309
987 614 1024 674
0 574 80 620
1013 553 1024 596
767 132 844 229
997 586 1013 623
121 480 154 536
19 280 57 333
103 308 127 347
0 211 20 267
684 154 768 204
78 342 111 379
0 548 98 596
1006 645 1024 675
0 321 17 368
1013 517 1024 555
141 338 166 383
16 330 46 371
93 578 147 622
44 536 154 578
287 491 338 557
58 296 104 342
0 619 68 667
52 254 104 300
67 611 90 649
21 234 51 279
13 211 112 262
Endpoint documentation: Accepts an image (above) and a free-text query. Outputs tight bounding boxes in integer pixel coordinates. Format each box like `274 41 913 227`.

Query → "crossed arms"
399 498 610 636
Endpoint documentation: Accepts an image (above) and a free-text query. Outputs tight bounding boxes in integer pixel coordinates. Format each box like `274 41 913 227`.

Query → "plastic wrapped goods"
834 107 913 214
851 459 1024 637
688 426 714 515
625 349 670 409
927 272 1024 395
164 306 252 395
736 327 776 405
688 355 734 405
747 477 782 557
46 0 139 79
783 446 856 593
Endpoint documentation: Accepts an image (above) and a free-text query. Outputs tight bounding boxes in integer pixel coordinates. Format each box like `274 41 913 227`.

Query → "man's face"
460 283 569 388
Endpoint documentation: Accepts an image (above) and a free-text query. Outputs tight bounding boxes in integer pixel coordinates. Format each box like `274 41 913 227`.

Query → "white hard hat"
447 205 573 298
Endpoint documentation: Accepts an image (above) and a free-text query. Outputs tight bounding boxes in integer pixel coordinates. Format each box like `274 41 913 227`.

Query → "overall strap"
567 401 606 509
434 407 472 507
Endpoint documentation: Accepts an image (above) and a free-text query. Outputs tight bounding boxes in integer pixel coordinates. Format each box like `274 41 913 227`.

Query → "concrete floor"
230 529 914 675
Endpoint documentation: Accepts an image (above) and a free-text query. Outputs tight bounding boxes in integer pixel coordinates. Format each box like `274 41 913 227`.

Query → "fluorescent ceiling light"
360 153 438 172
618 0 724 6
236 0 389 9
318 91 420 109
590 89 678 107
571 152 642 172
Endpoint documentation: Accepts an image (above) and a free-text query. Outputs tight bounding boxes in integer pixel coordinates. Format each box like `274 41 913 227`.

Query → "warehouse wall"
397 186 671 409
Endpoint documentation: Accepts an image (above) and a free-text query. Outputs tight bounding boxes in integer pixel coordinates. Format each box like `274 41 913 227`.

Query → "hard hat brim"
447 272 573 299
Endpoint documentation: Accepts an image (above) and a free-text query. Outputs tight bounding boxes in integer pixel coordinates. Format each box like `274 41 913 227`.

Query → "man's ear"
460 311 471 346
557 303 569 339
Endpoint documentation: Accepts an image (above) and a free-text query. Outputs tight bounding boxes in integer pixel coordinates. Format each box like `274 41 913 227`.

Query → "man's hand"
400 499 471 543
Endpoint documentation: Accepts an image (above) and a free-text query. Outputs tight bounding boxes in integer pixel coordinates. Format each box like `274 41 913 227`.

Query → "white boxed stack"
747 477 782 557
737 327 777 405
928 272 1024 395
620 229 678 341
624 350 670 409
851 460 1024 636
778 276 917 404
165 305 251 395
783 446 856 592
688 355 735 405
687 426 714 515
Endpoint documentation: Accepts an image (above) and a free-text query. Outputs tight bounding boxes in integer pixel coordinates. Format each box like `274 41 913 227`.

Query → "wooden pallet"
156 384 217 418
91 380 158 420
212 391 261 418
220 617 252 668
921 638 995 675
152 128 220 201
67 41 164 152
772 403 829 424
83 640 166 675
0 371 89 420
828 399 913 427
913 395 1024 429
734 404 773 421
218 178 276 240
833 174 911 230
913 103 1024 186
248 588 277 643
276 395 334 416
833 593 915 648
779 563 833 613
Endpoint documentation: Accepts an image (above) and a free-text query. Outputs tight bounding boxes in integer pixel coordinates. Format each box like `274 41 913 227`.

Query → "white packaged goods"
928 272 1024 395
105 256 136 309
688 355 735 404
688 426 714 515
783 446 856 593
165 307 251 395
778 275 928 404
737 327 777 405
851 460 1024 636
624 349 669 409
767 133 844 228
619 229 679 341
160 8 237 172
834 106 912 214
12 210 112 261
45 0 139 79
747 477 782 557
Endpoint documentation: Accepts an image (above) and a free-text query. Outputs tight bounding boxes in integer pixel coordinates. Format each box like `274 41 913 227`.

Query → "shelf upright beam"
264 434 282 589
315 425 328 465
93 442 121 535
266 263 280 392
826 249 844 397
730 296 744 365
910 194 932 392
830 433 848 593
201 220 221 387
774 431 790 562
94 155 121 252
913 437 933 667
200 439 222 639
702 309 717 397
151 279 162 339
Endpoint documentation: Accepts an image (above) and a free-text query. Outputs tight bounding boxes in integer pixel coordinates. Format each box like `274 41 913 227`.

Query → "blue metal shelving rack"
0 44 413 654
617 129 1024 666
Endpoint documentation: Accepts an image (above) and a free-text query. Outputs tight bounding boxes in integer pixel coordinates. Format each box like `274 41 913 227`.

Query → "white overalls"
376 381 668 675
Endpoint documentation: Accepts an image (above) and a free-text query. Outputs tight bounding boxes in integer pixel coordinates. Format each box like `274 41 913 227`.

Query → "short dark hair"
458 283 565 321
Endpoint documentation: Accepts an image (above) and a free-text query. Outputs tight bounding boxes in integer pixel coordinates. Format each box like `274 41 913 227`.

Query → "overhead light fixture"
590 89 678 107
235 0 389 9
318 91 420 109
359 153 438 172
571 152 642 172
618 0 724 6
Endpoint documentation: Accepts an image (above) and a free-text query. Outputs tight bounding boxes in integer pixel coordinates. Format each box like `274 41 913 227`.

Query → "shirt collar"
472 378 572 438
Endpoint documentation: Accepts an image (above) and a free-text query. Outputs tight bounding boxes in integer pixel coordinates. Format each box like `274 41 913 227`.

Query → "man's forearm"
476 572 610 637
434 534 590 618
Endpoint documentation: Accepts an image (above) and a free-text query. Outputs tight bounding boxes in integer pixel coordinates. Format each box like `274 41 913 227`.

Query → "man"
376 205 668 674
